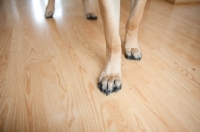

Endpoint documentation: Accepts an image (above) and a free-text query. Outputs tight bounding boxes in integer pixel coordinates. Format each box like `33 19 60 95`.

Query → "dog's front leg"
98 0 121 95
45 0 55 18
125 0 147 60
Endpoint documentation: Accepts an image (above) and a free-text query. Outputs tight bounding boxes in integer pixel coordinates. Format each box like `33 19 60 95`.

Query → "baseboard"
166 0 200 4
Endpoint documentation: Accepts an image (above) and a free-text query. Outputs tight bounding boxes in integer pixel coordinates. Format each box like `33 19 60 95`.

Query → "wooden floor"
0 0 200 131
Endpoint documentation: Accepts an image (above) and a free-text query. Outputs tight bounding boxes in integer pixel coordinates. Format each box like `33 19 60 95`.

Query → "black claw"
114 86 120 92
113 87 116 92
104 89 107 94
125 53 142 60
87 16 97 20
131 52 134 60
100 87 104 92
98 78 105 93
125 54 131 60
45 15 53 18
98 82 102 89
106 91 111 96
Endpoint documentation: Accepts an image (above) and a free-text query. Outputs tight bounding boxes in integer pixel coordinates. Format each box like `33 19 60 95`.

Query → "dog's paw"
86 13 97 20
45 7 55 18
125 48 142 60
98 75 122 96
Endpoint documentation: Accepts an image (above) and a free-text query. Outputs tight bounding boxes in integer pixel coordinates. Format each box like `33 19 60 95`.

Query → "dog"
45 0 147 96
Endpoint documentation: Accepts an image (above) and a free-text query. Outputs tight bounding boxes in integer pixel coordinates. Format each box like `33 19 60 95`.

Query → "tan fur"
45 0 147 95
131 48 140 53
125 0 147 60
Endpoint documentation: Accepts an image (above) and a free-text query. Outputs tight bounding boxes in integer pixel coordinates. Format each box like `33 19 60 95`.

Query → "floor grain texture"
0 0 200 131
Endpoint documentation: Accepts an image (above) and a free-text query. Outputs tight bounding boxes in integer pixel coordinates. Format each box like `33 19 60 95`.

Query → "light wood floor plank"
0 0 200 131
